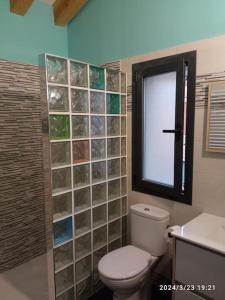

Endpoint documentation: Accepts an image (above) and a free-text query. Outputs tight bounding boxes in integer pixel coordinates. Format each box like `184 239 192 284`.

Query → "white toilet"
98 203 170 300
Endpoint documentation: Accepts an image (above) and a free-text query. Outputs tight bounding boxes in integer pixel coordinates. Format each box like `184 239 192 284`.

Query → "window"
132 51 196 204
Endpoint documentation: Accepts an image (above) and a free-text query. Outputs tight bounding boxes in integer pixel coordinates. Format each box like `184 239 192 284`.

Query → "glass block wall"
45 54 128 300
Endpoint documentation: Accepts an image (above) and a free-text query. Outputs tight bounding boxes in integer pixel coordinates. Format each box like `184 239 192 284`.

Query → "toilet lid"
98 245 152 280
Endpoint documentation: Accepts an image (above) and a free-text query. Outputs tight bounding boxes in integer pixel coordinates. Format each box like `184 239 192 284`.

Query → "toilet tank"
130 204 170 256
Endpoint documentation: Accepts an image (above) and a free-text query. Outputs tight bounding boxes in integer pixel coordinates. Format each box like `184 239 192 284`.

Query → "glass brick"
75 255 92 282
108 199 121 221
121 137 126 156
48 86 69 112
74 187 90 213
56 288 74 300
73 140 90 164
121 95 126 115
106 69 119 92
53 217 73 246
51 142 70 168
92 246 107 290
108 179 120 200
49 115 70 140
107 138 120 158
91 116 105 137
93 204 107 228
54 241 73 271
76 276 92 300
74 210 91 236
90 66 105 90
108 158 120 179
122 215 128 235
55 265 74 295
121 177 127 195
53 192 72 221
122 196 128 215
107 94 120 115
109 238 121 252
91 139 106 160
121 117 126 135
90 92 105 114
93 225 107 250
121 157 126 176
71 89 89 113
122 234 128 246
121 73 126 93
92 161 106 184
70 61 88 87
93 246 107 271
73 164 90 188
108 219 121 242
107 116 120 136
92 183 106 206
75 232 91 260
46 56 68 84
52 167 71 194
92 273 104 292
72 116 89 139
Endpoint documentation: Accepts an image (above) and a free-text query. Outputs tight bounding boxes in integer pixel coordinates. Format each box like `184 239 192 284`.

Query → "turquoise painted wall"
0 0 68 65
68 0 225 65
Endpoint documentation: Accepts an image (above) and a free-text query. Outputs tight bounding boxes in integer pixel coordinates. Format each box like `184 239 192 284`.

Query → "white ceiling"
39 0 55 5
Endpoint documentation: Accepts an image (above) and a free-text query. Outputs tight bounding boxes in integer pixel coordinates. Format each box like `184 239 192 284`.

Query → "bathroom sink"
171 213 225 255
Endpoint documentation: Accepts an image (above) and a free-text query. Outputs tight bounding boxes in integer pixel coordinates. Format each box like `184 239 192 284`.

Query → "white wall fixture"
44 54 128 299
206 81 225 153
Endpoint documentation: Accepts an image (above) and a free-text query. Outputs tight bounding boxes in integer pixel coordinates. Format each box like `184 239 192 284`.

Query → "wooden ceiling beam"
53 0 87 26
10 0 34 16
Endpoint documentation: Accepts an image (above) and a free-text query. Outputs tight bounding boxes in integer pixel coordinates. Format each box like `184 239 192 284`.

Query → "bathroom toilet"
98 204 170 300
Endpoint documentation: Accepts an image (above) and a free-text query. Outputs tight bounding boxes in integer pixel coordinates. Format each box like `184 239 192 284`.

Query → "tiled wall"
0 60 51 273
45 55 128 299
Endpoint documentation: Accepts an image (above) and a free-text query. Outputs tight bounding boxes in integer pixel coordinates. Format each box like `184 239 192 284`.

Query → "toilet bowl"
98 245 158 300
98 204 170 300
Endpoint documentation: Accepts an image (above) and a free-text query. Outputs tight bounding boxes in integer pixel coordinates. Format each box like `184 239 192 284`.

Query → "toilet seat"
98 245 152 281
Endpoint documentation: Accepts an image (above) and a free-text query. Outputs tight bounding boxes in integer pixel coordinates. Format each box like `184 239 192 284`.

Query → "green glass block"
49 115 70 140
90 66 105 90
107 94 120 114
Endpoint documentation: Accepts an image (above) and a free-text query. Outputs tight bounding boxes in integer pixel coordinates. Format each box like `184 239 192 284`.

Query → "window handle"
162 128 183 134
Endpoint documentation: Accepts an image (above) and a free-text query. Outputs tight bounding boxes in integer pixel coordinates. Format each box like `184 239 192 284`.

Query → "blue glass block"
54 217 72 246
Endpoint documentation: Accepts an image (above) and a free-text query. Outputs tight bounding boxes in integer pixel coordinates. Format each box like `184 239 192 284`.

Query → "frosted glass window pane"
143 72 176 186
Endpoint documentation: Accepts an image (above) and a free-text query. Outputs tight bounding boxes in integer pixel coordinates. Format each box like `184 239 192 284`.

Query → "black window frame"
132 51 196 205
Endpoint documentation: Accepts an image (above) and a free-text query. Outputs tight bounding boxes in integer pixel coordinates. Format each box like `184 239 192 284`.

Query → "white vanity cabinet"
173 239 225 300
